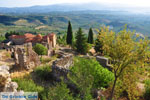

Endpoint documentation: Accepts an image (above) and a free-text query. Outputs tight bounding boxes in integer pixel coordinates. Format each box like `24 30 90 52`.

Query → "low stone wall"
52 54 73 81
96 56 112 71
0 65 18 92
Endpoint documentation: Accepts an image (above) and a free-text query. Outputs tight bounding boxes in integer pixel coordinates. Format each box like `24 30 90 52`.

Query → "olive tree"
96 26 150 100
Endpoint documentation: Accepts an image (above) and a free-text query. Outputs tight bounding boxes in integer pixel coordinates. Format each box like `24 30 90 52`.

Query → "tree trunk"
109 77 117 100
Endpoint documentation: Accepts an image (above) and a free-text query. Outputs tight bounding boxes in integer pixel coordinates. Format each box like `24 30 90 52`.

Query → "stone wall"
96 56 112 71
52 54 73 81
13 43 41 70
41 42 55 57
0 65 18 92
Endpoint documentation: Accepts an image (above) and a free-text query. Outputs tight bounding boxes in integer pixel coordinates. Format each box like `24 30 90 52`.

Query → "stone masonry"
96 56 112 71
0 65 18 92
13 43 41 70
52 54 73 81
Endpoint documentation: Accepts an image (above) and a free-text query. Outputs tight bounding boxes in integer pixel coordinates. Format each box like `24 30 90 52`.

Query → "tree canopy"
87 28 94 44
75 28 88 54
96 26 150 100
66 21 73 45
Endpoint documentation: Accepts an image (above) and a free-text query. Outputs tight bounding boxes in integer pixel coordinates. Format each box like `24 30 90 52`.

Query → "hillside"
0 11 150 36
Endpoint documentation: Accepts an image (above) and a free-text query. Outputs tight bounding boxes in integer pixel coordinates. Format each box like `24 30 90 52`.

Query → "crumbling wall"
96 56 112 71
52 54 73 81
13 43 41 70
0 65 18 92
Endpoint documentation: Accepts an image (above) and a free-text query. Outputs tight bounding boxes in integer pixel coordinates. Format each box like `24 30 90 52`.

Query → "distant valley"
0 3 150 36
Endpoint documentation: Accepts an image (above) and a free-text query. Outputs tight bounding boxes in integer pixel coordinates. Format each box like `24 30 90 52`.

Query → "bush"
33 43 48 56
57 34 67 46
144 79 150 100
48 81 73 100
0 36 5 42
68 57 114 99
71 57 114 88
12 75 45 99
34 65 52 80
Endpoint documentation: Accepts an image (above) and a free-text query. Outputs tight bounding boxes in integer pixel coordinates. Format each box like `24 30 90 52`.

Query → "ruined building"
9 33 56 48
13 43 41 70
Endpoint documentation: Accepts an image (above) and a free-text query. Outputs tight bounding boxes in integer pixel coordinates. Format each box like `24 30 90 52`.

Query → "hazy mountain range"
0 3 150 37
0 3 150 14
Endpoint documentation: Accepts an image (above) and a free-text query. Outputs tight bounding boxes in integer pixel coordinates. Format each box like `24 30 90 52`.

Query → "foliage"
87 28 94 44
0 35 5 42
33 43 48 56
115 68 140 100
34 64 52 80
94 29 103 53
5 31 21 39
66 21 73 45
97 26 150 100
12 75 45 99
57 34 67 46
68 57 114 99
48 81 73 100
75 28 89 54
144 79 150 100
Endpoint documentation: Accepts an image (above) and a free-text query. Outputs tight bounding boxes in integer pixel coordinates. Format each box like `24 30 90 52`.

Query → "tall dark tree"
87 28 94 44
94 29 103 54
66 21 73 45
75 28 88 54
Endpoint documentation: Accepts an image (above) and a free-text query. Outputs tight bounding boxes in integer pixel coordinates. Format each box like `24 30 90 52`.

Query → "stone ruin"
0 65 18 92
96 56 112 71
12 43 41 70
52 53 73 81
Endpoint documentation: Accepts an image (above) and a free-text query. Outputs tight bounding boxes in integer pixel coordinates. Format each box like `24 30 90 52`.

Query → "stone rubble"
0 65 18 92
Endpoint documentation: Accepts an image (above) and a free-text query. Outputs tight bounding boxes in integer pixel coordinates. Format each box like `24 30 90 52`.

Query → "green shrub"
70 57 114 88
48 81 73 100
34 65 52 80
33 43 48 56
12 75 44 92
57 34 67 46
12 75 45 99
0 36 5 42
144 79 150 100
68 57 114 99
94 63 114 88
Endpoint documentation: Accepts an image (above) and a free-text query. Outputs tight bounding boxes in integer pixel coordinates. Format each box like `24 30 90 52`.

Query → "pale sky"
0 0 150 8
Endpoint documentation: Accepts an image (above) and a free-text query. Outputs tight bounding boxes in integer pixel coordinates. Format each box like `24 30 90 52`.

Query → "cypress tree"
87 28 94 44
94 29 103 54
66 21 73 45
75 28 88 54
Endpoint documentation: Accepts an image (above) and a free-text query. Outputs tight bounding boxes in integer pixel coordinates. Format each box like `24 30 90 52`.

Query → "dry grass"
0 50 14 66
10 70 32 79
